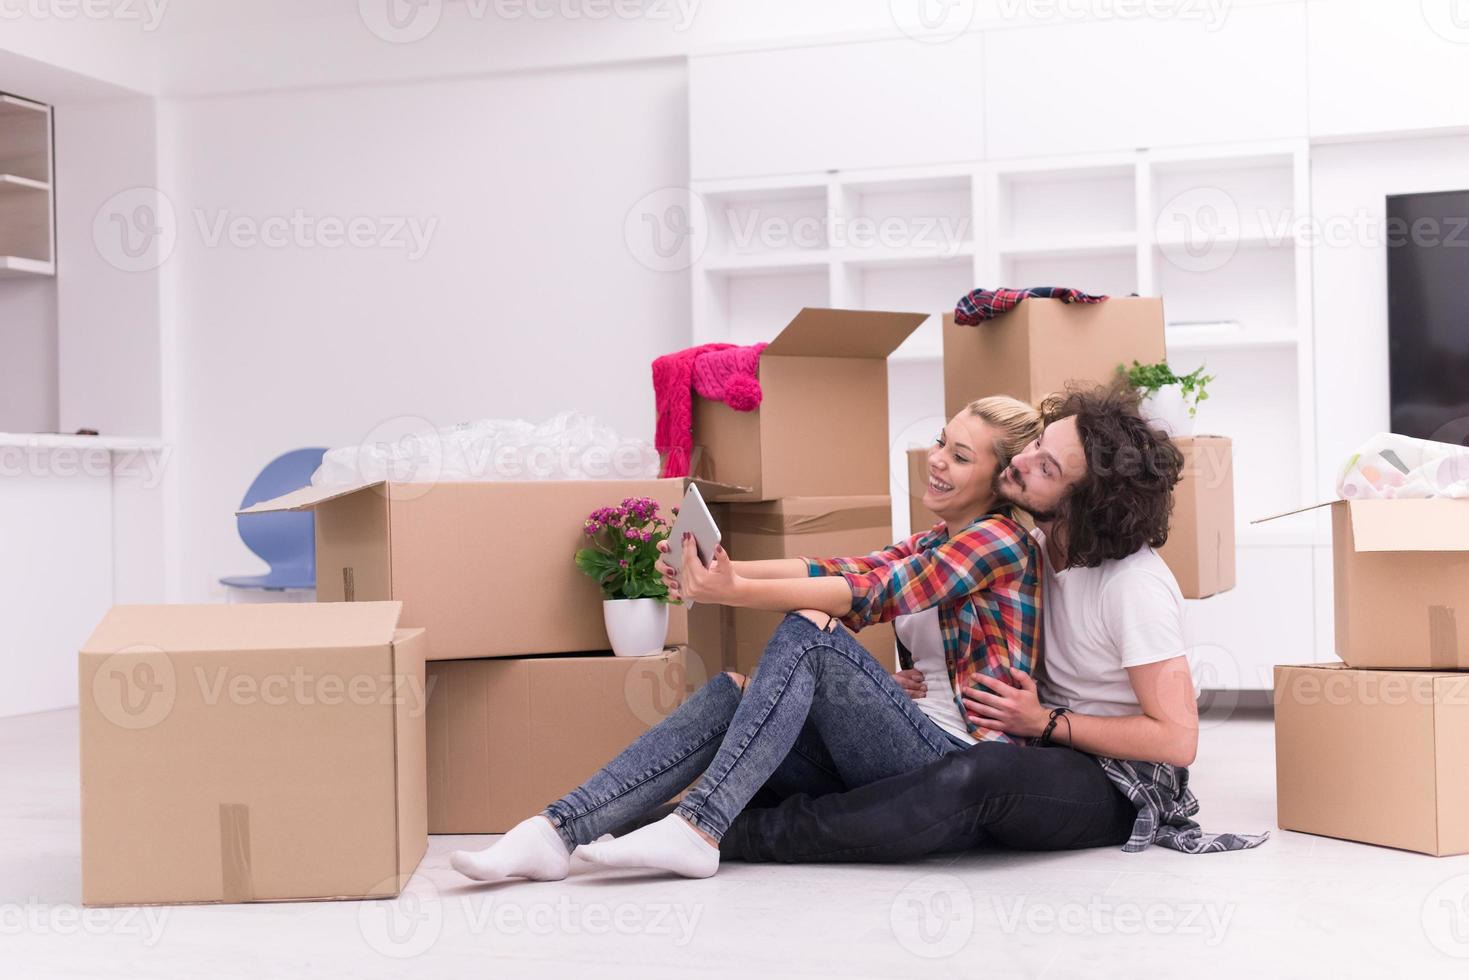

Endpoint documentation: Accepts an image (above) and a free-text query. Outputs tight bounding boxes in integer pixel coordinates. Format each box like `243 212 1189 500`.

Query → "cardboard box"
1275 662 1469 855
1258 498 1469 669
243 478 688 660
906 447 941 535
691 308 926 501
688 495 897 675
80 602 427 906
1157 436 1235 599
426 647 709 833
942 297 1166 418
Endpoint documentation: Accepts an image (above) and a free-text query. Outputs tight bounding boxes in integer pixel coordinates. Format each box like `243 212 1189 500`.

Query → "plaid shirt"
954 285 1106 325
805 514 1042 743
1095 757 1269 853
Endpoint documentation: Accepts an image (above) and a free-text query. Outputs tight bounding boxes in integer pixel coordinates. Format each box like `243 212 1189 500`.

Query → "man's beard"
995 464 1059 524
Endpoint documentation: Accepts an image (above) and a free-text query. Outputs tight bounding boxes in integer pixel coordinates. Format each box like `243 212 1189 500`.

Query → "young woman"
450 395 1044 883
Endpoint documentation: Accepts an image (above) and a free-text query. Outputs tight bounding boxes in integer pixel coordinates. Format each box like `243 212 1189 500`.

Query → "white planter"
1140 385 1196 438
602 598 669 657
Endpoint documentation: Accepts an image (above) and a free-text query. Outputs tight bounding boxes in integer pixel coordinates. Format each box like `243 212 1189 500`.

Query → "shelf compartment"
840 255 974 364
1152 243 1297 335
836 174 974 255
700 265 829 348
999 165 1135 240
0 96 48 183
700 185 829 263
1151 156 1295 246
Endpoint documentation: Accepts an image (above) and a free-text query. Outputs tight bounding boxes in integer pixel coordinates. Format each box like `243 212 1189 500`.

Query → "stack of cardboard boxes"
910 296 1238 601
79 478 711 905
687 308 930 675
1271 498 1469 856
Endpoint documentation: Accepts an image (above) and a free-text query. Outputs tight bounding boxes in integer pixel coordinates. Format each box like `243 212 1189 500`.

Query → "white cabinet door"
690 34 985 180
1308 0 1469 138
1185 544 1314 691
984 2 1309 159
0 453 114 717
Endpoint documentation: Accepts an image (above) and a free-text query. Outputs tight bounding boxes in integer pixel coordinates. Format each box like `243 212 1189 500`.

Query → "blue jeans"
543 611 967 848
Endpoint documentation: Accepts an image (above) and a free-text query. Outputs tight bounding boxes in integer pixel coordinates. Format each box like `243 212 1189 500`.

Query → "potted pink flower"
574 496 673 657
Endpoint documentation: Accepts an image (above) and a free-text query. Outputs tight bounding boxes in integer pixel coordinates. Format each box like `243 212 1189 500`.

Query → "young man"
715 383 1265 860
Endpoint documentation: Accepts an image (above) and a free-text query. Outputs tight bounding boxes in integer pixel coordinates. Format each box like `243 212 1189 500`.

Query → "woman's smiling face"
923 411 1002 520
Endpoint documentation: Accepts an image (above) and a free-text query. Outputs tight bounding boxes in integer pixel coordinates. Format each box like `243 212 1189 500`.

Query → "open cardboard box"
942 297 1165 418
1275 662 1469 856
243 477 688 660
1256 498 1469 669
80 601 427 906
691 308 927 502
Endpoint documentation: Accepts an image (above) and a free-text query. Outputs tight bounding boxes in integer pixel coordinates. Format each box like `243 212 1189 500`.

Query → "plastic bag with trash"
312 411 663 487
1337 432 1469 500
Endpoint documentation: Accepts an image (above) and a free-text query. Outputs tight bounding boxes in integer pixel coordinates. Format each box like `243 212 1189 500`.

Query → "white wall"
159 59 691 600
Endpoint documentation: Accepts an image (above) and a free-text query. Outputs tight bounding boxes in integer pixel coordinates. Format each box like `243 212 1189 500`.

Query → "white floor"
6 705 1469 979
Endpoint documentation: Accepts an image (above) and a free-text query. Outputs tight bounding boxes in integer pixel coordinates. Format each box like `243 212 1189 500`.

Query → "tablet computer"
665 483 723 590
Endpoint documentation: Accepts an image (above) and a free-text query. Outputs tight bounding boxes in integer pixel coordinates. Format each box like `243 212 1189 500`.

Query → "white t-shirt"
1033 528 1192 717
893 606 977 746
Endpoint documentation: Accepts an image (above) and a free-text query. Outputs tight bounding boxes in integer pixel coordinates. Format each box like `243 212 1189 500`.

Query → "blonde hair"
964 395 1043 471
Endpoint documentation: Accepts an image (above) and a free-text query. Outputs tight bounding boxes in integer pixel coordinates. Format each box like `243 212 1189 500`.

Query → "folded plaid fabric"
1096 756 1270 854
954 286 1107 326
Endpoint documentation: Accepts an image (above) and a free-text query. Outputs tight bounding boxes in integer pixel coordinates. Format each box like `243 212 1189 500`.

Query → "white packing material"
312 411 663 486
1337 432 1469 500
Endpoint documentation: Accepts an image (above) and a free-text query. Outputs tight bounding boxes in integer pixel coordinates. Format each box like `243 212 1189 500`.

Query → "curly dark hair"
1037 381 1184 568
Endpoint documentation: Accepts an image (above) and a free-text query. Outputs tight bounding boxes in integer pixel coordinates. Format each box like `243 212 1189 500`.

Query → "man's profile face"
996 416 1086 521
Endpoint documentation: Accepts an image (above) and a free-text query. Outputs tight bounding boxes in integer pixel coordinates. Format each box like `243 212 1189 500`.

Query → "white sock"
576 814 720 879
450 815 571 883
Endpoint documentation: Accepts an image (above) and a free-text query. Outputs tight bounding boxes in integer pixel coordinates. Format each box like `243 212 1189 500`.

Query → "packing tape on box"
342 567 356 602
219 803 254 903
733 506 891 537
1430 606 1458 669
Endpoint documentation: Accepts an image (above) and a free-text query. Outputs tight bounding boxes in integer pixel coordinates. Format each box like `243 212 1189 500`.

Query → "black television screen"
1387 190 1469 446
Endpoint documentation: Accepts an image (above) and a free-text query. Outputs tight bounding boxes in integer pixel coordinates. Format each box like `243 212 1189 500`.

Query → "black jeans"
717 739 1138 863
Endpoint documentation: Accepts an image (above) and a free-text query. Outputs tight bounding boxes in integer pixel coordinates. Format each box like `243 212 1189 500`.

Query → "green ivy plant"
1123 360 1215 418
574 496 674 602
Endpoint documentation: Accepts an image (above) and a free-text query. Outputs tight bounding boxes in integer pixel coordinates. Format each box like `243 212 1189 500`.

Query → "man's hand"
961 667 1048 738
670 533 741 605
892 669 926 700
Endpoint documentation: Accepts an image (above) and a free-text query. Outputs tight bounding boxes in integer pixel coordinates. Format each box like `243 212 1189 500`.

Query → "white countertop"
0 433 167 451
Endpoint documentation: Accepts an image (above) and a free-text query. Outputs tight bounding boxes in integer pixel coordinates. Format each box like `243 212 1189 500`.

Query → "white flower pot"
602 598 669 657
1140 385 1196 438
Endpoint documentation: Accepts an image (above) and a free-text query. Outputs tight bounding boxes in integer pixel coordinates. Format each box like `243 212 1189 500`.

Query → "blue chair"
220 447 329 592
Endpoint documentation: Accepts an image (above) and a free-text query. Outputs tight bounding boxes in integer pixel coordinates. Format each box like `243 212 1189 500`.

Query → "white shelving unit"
689 140 1319 687
0 94 54 278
